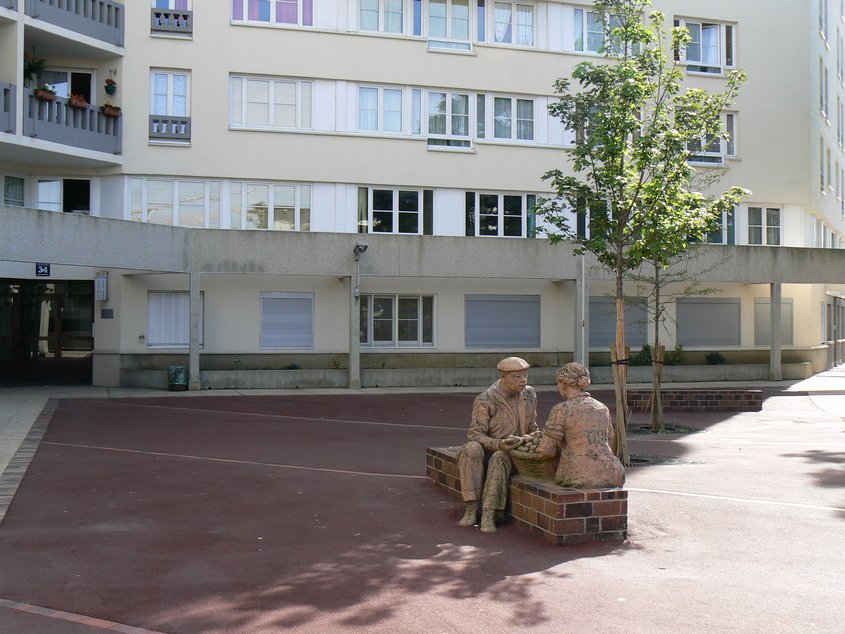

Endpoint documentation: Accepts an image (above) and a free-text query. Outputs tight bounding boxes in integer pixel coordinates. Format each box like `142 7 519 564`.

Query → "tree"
538 0 748 463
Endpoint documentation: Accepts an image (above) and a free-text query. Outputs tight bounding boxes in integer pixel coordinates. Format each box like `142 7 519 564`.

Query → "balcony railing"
25 0 124 47
24 90 121 154
149 115 190 142
151 7 191 34
1 82 15 134
2 0 19 10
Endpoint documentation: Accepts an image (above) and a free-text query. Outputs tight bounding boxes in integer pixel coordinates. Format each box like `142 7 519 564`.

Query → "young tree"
538 0 748 463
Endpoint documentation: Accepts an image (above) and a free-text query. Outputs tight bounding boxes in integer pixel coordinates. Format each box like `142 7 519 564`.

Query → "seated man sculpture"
539 362 625 488
457 356 537 533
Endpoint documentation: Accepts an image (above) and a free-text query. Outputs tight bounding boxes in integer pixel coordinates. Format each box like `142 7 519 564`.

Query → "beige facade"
1 0 844 388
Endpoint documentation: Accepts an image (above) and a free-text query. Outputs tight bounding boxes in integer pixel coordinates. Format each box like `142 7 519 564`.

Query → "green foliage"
539 0 749 271
705 351 726 365
629 344 652 366
664 343 683 366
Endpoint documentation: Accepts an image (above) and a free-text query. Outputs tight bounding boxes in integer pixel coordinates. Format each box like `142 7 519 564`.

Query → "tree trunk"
612 289 630 465
650 343 665 432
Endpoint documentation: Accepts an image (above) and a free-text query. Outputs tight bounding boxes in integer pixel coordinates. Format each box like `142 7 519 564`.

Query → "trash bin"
167 365 188 391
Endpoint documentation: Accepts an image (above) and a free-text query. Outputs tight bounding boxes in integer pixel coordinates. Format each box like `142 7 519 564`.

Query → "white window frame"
2 174 25 207
426 90 471 147
573 8 614 54
150 69 190 117
230 182 312 231
360 0 405 34
260 292 314 349
428 0 472 43
706 208 735 245
688 113 735 165
747 206 781 246
231 0 312 27
153 1 191 9
491 2 534 46
359 294 436 347
147 290 204 348
468 191 535 238
491 95 534 141
229 76 312 130
365 187 423 234
358 85 405 133
130 178 223 228
675 17 735 75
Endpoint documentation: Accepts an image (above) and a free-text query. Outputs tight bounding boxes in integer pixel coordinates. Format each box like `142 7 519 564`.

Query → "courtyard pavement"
0 368 843 633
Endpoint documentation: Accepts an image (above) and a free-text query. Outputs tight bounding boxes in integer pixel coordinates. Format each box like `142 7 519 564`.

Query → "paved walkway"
0 367 842 633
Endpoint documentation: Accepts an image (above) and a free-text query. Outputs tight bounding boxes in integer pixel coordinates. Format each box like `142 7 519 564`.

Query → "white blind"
261 292 314 348
147 291 203 347
465 295 540 348
676 298 741 346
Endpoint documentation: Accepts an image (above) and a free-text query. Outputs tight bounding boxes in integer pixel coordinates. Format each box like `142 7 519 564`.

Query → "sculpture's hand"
497 435 522 451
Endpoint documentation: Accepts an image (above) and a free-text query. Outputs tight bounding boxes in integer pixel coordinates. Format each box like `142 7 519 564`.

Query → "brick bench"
627 389 762 412
426 446 627 546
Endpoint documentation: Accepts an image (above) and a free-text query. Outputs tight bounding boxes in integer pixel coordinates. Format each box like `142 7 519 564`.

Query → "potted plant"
68 93 89 109
105 78 117 95
100 101 122 117
34 83 57 102
23 53 46 87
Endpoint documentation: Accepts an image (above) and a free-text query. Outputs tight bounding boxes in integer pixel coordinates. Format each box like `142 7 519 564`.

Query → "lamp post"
349 242 368 388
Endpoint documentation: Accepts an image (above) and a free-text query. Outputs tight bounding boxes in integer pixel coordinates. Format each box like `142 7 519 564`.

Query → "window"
820 59 830 118
706 208 735 245
465 192 536 237
359 86 403 133
360 0 404 33
152 0 192 34
821 137 827 191
360 295 434 347
260 292 313 348
130 178 222 228
676 298 740 346
358 188 427 234
231 182 311 230
493 96 534 140
821 0 829 39
232 0 313 27
674 18 735 74
429 0 470 42
230 76 312 129
427 91 470 147
150 70 190 139
574 9 618 53
154 0 190 7
147 291 203 348
2 175 24 207
41 69 93 103
588 297 648 350
36 179 90 214
493 2 533 45
688 113 735 164
465 295 540 348
747 207 780 246
754 298 794 346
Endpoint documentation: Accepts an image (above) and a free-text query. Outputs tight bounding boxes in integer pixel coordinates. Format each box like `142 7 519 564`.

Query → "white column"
574 254 589 368
768 282 782 381
348 275 361 389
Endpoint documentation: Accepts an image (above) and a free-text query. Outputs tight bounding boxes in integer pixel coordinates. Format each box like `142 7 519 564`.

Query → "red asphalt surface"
0 389 843 633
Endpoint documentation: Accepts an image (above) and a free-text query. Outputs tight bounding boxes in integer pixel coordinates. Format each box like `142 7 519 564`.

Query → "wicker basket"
510 449 558 481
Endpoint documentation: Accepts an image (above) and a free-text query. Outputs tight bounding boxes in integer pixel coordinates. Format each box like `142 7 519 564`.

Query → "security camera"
353 243 369 255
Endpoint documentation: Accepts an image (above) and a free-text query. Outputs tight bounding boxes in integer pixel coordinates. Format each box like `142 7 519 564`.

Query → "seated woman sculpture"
538 362 625 489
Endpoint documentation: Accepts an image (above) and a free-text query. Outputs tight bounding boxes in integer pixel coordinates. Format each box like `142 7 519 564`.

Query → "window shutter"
260 292 314 348
588 297 647 349
676 298 741 346
465 295 540 348
147 291 203 347
754 299 794 346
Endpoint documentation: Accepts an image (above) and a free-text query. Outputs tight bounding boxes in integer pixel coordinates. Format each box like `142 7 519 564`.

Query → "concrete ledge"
426 446 627 546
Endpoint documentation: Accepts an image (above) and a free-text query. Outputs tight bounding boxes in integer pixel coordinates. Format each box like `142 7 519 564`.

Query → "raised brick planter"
627 388 762 412
426 446 627 545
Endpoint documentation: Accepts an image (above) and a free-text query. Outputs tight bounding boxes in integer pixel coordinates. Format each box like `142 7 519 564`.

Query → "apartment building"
0 0 843 388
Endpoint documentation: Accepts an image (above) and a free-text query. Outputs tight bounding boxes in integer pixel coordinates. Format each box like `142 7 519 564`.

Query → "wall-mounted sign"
35 263 50 277
95 271 108 301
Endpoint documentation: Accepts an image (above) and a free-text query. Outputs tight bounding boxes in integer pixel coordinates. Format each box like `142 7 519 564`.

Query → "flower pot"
105 84 117 95
69 97 88 109
34 90 56 102
101 106 121 117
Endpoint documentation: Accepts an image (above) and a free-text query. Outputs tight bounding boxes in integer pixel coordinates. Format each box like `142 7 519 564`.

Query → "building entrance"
0 280 94 382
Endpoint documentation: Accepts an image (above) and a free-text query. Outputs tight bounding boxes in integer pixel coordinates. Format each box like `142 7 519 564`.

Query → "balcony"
25 0 124 47
151 7 191 35
149 115 190 142
2 0 18 10
24 89 121 154
1 83 14 133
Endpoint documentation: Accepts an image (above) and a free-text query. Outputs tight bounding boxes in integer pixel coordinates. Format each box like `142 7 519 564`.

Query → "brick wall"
627 389 762 412
426 446 627 546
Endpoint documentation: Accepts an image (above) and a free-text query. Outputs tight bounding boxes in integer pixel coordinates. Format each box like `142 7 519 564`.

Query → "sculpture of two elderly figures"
458 358 624 533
